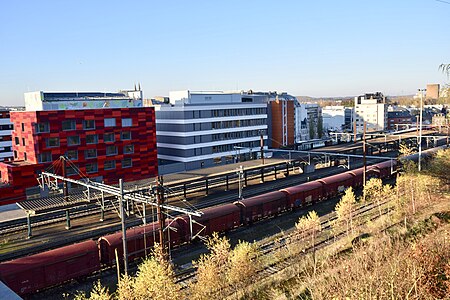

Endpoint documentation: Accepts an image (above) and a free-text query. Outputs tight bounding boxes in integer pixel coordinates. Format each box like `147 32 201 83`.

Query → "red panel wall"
270 101 295 148
0 107 158 205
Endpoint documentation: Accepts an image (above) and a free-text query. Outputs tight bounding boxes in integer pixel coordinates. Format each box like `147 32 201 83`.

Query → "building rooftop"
24 89 144 111
388 111 413 118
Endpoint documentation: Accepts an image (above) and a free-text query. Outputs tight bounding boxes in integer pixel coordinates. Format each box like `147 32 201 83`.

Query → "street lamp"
237 165 244 201
418 88 426 172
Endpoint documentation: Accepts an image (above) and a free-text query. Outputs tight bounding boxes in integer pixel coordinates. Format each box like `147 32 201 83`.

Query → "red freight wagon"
0 240 100 296
98 219 187 266
280 181 323 208
191 203 241 238
317 173 354 198
235 191 288 224
371 160 396 179
347 168 378 188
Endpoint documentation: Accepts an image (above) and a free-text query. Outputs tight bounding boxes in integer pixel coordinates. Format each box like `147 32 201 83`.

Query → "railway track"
172 198 394 290
0 158 389 263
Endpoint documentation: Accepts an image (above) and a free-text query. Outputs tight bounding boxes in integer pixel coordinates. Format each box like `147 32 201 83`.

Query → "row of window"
211 108 266 118
212 141 261 153
66 158 133 175
35 118 133 133
38 144 134 163
211 119 266 130
212 129 267 141
44 132 131 148
0 124 13 131
14 137 25 146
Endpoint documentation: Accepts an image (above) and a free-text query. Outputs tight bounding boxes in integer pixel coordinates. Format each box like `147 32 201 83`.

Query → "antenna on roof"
134 83 137 91
138 82 141 91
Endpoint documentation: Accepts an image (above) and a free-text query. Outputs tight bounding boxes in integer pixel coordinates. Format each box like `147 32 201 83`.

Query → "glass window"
66 165 78 176
122 158 132 168
123 144 134 154
85 149 97 159
24 152 27 161
62 120 76 131
106 145 117 156
36 122 50 133
46 137 59 148
86 134 98 144
83 120 95 130
85 162 98 173
22 138 25 146
14 137 19 145
66 150 78 161
104 160 116 170
121 131 131 140
122 118 132 127
104 118 116 127
38 152 52 163
21 123 25 131
67 135 80 146
104 133 115 142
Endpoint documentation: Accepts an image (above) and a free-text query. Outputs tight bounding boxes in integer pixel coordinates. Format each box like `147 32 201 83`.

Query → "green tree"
309 117 315 139
439 63 450 77
425 149 450 183
317 117 323 138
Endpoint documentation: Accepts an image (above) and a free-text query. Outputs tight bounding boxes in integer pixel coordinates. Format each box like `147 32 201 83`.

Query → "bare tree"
296 210 322 274
116 274 135 300
364 178 383 216
132 244 180 300
335 187 356 236
227 240 260 291
190 233 231 300
74 281 111 300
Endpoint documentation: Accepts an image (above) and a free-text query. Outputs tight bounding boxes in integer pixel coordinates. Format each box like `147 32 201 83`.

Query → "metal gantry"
37 162 202 274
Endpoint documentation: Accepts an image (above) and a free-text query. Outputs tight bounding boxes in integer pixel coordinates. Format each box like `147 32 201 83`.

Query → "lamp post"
237 165 244 201
418 88 426 172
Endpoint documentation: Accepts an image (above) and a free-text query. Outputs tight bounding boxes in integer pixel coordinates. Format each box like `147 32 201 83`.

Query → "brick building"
426 84 440 100
387 110 414 130
268 96 295 148
0 91 157 205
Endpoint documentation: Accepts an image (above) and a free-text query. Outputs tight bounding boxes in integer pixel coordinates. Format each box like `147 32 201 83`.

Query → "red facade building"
0 107 158 205
387 111 413 130
269 100 295 148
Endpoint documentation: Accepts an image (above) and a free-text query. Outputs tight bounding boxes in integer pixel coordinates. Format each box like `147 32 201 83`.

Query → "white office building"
295 103 322 142
322 106 354 132
354 92 387 133
155 90 268 171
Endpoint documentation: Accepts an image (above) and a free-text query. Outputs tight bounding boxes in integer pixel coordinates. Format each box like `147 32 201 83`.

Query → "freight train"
0 147 443 296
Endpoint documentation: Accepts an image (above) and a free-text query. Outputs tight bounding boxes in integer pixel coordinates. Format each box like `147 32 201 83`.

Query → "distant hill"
296 96 353 102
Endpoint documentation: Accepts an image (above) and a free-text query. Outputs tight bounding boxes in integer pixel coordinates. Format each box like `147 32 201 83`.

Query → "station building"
0 90 158 205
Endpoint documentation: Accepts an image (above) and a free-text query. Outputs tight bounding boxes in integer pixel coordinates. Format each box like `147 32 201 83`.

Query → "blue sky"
0 0 449 106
